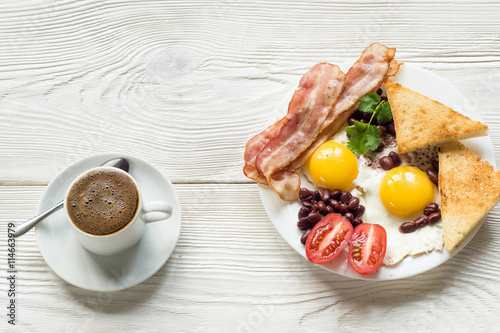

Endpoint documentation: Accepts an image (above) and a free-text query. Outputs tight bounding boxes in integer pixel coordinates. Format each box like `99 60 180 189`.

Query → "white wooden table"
1 1 500 332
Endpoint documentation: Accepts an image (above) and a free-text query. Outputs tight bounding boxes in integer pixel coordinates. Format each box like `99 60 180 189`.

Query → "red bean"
297 217 312 230
427 168 438 185
427 212 441 224
344 212 354 222
300 229 311 244
330 189 342 200
348 197 360 211
380 156 394 170
317 201 327 214
299 188 312 202
414 216 427 228
389 151 401 167
377 125 387 136
298 207 310 219
339 203 349 215
329 200 340 212
307 212 322 224
354 205 365 217
387 122 396 135
400 222 416 233
340 192 352 203
320 189 330 203
353 217 363 227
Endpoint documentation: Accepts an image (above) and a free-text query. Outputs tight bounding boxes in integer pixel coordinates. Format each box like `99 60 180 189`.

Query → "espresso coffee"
67 169 139 235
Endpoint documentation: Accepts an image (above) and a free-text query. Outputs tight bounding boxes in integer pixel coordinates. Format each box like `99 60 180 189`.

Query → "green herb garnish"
346 92 392 156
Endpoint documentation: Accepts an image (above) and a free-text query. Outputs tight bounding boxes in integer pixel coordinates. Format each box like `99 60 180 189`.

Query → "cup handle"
142 201 173 223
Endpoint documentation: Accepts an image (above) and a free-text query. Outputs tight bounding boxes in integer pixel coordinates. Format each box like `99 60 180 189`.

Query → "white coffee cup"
64 166 172 256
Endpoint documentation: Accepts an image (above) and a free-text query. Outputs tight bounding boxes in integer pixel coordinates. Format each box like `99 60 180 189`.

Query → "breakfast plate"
258 64 496 280
35 153 182 291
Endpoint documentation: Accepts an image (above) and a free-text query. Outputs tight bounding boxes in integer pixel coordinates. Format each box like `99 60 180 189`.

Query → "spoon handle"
13 200 64 237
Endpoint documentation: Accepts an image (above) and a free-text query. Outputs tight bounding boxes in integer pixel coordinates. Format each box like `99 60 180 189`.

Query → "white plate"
258 64 496 280
35 153 182 291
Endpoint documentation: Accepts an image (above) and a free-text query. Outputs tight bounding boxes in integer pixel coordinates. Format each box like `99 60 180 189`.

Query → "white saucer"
35 153 182 292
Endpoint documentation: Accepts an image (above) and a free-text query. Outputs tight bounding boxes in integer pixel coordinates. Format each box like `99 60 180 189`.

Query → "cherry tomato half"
348 223 387 275
305 213 353 264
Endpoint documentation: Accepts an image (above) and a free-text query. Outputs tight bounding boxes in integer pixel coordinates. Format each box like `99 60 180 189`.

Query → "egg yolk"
379 166 435 217
307 141 358 191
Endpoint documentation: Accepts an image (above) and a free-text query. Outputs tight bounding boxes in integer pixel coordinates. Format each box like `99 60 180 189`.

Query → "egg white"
304 126 444 266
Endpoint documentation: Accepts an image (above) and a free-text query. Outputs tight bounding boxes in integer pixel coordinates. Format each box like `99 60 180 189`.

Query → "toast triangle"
385 80 488 154
438 141 500 251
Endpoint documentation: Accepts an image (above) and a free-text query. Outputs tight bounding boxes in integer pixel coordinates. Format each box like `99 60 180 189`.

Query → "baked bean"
300 229 311 245
340 191 352 203
380 156 394 170
426 168 438 185
348 197 360 211
339 203 349 215
427 212 441 224
354 205 365 217
298 206 310 219
320 189 330 203
389 151 401 167
400 222 416 233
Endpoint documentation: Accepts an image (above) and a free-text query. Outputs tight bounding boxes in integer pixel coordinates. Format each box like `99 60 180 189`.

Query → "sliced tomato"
348 223 387 275
305 213 353 264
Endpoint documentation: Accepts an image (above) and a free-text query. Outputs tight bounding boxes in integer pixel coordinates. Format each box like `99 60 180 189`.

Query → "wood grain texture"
1 184 500 332
1 0 500 184
1 0 500 332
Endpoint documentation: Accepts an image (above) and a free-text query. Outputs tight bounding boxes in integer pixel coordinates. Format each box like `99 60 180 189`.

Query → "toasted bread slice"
385 80 488 154
439 141 500 251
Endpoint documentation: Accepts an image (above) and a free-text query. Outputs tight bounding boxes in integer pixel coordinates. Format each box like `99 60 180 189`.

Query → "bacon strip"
243 105 294 184
270 43 397 200
254 63 346 198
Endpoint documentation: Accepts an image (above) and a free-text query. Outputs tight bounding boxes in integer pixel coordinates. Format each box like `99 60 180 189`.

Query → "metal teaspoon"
13 158 130 238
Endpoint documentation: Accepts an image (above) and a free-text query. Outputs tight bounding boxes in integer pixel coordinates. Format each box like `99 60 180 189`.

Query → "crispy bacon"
254 63 346 198
270 43 397 200
243 117 288 184
243 43 399 202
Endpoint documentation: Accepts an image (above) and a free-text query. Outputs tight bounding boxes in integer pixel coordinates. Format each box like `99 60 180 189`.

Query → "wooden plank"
1 183 499 331
0 1 500 183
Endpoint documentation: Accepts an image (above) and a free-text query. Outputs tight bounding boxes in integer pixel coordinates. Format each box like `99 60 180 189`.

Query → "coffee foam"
67 169 139 235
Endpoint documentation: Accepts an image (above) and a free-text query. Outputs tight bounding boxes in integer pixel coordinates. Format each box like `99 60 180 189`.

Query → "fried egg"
304 127 444 266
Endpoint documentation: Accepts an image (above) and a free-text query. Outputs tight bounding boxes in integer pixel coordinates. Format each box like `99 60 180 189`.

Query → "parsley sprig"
346 92 392 156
